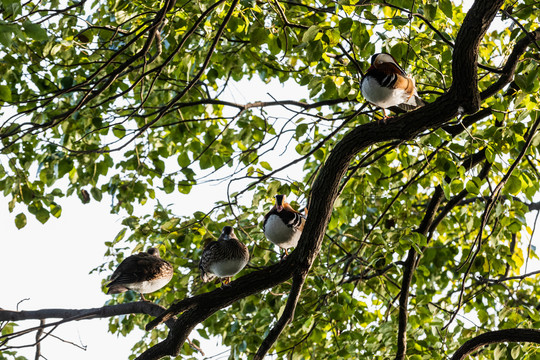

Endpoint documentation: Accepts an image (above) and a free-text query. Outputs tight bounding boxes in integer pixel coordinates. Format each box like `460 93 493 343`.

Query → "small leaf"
35 208 50 224
112 125 126 138
0 85 12 101
511 345 520 359
114 228 127 243
339 18 353 33
91 187 103 201
250 27 267 47
178 183 192 194
302 25 320 43
439 0 453 18
15 213 27 229
465 180 479 195
177 153 191 168
163 177 175 194
50 203 62 218
260 161 272 171
505 174 521 195
160 218 180 231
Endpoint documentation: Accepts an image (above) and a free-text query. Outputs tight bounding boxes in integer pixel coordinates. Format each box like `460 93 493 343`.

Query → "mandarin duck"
199 226 250 285
106 247 173 301
361 53 425 119
263 194 307 256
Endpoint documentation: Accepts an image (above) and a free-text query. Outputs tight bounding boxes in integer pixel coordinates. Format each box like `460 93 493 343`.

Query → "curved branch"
0 302 175 349
448 0 505 113
451 329 540 360
254 272 307 360
480 28 540 101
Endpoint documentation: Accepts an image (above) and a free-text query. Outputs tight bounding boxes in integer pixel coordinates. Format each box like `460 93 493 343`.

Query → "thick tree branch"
451 329 540 360
448 0 505 113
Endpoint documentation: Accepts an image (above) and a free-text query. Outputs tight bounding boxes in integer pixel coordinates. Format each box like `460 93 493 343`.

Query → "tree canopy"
2 0 540 359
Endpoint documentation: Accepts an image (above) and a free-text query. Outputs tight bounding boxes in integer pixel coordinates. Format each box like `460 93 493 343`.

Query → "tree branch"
480 28 540 101
0 301 174 327
451 329 540 360
394 185 445 360
253 272 307 359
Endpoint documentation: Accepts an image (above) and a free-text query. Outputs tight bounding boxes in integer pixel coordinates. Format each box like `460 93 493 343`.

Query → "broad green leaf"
0 85 12 101
14 213 27 229
302 25 320 43
22 21 48 41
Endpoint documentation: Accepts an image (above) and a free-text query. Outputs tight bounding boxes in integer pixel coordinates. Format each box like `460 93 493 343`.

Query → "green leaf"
112 125 126 138
177 153 191 168
302 25 320 43
305 40 324 63
91 187 103 201
339 18 353 33
439 0 453 18
260 161 272 171
505 174 522 195
35 208 50 224
465 179 480 195
0 85 12 101
163 177 175 194
15 213 27 229
423 4 437 21
160 218 180 231
250 27 267 47
511 345 520 359
50 203 62 218
23 21 48 41
0 24 14 47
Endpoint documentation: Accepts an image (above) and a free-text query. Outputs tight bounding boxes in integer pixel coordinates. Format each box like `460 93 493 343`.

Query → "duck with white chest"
263 194 307 256
199 226 250 285
361 53 425 119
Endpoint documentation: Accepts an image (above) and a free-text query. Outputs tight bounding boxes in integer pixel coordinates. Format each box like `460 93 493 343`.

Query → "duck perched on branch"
199 226 250 285
263 194 307 256
106 247 173 301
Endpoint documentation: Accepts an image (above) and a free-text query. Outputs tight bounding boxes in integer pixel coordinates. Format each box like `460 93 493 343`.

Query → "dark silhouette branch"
480 28 540 101
451 329 540 360
0 302 170 322
254 272 307 359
